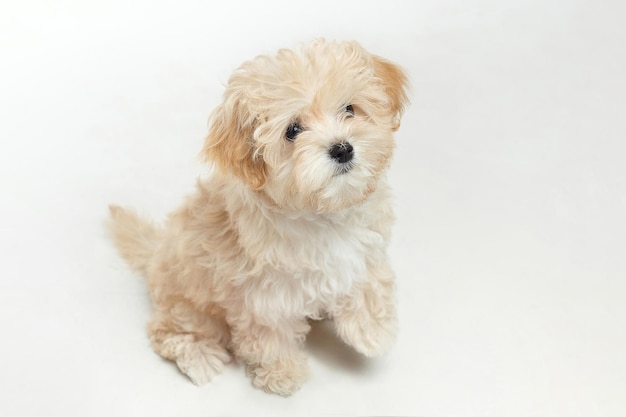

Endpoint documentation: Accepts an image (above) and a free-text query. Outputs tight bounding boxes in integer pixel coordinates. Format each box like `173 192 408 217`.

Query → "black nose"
329 142 354 163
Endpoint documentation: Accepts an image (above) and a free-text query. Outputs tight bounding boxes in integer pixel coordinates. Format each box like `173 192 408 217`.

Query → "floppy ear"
201 92 267 190
371 55 410 131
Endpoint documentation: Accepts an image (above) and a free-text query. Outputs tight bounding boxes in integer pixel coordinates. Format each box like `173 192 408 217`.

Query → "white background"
1 0 625 416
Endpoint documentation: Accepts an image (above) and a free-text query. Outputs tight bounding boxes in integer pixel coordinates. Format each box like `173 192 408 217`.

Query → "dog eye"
285 122 303 141
344 104 355 117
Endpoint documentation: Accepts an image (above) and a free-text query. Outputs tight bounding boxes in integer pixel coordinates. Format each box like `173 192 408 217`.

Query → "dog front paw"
174 340 232 385
246 355 309 396
334 312 397 357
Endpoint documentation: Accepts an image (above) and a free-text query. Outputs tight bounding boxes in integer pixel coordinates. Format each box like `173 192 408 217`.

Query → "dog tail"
108 205 160 276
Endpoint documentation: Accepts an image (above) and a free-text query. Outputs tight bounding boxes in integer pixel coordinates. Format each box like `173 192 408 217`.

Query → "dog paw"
335 313 397 357
246 355 309 396
175 341 231 385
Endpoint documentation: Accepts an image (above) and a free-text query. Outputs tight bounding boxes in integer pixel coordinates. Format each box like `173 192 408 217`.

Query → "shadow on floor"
305 319 373 374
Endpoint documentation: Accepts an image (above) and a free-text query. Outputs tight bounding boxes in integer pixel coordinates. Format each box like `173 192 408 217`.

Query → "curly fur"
109 39 409 395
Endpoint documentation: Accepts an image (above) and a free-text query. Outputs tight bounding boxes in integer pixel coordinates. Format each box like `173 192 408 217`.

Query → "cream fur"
109 39 409 396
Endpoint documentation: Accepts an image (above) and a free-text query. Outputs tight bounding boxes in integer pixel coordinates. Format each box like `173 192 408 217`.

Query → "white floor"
2 1 625 416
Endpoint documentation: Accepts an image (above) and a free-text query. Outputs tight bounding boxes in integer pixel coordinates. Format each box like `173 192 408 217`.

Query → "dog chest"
240 210 385 293
239 221 383 318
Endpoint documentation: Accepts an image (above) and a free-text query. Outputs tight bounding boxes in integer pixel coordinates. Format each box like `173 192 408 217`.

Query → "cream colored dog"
109 39 409 396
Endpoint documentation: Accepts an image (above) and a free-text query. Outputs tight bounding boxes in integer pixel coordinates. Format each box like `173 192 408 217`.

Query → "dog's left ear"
201 90 267 190
371 55 410 131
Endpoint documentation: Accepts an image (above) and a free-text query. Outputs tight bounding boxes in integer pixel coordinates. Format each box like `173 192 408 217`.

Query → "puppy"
109 39 409 396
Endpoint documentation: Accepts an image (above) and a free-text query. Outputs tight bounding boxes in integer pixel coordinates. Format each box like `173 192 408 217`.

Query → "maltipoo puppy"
109 39 409 396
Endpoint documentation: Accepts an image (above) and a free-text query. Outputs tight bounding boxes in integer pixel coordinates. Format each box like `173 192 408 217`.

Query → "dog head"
202 40 409 211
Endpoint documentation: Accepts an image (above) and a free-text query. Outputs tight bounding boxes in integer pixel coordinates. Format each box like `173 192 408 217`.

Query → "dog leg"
332 260 397 357
148 308 231 385
228 313 310 396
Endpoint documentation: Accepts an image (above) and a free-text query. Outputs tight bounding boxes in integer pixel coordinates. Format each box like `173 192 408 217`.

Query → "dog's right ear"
201 88 267 190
